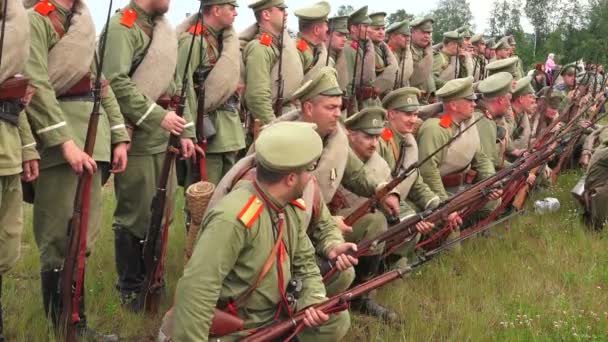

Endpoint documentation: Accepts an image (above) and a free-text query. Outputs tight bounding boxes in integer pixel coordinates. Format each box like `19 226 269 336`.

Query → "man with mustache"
409 16 436 103
386 20 413 88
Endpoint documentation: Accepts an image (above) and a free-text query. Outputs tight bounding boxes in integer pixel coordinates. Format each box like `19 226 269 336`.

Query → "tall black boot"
74 276 118 341
113 229 145 312
41 270 62 329
350 256 398 323
0 275 4 342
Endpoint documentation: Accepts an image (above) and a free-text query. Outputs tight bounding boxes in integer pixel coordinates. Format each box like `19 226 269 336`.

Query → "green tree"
386 9 415 26
336 5 355 16
431 0 474 42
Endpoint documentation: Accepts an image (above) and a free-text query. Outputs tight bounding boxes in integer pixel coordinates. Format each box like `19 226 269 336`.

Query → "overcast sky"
89 0 533 34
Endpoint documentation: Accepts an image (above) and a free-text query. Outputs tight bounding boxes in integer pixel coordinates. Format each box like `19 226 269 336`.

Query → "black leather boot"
351 256 398 322
40 270 62 329
114 229 145 312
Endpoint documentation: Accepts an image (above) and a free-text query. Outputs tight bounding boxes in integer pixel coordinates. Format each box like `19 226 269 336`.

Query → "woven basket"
185 181 215 262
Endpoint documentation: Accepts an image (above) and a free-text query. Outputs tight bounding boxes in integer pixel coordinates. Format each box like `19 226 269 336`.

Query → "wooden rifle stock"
210 309 245 337
273 18 286 117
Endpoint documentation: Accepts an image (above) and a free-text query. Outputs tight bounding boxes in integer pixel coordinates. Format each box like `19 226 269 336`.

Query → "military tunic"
297 35 321 76
24 2 130 271
432 51 467 89
410 45 436 99
509 109 533 159
174 24 245 185
417 114 495 200
584 143 608 229
172 182 350 341
476 111 510 170
343 39 380 109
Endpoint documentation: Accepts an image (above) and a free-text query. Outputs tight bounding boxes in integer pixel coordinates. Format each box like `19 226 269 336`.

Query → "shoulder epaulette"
120 8 137 28
238 195 264 228
259 33 273 46
34 1 56 16
291 198 306 210
439 114 452 128
350 40 359 50
297 38 308 52
381 127 393 141
188 23 205 36
484 110 493 120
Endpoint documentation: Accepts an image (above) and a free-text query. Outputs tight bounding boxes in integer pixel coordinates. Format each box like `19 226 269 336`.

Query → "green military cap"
486 38 496 49
443 30 462 43
382 87 422 112
344 107 387 135
536 86 562 109
410 16 434 32
368 12 386 27
328 16 349 34
478 72 513 98
386 20 410 36
493 37 512 50
249 0 287 12
486 57 519 77
256 122 323 172
292 66 343 102
294 1 330 23
348 6 372 26
204 0 239 6
560 63 577 76
507 35 517 46
512 76 536 100
436 76 477 102
456 25 473 38
471 34 485 45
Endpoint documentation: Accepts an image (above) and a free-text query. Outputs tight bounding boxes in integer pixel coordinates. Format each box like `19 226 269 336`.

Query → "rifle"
59 1 113 340
355 27 368 110
325 26 333 66
455 44 460 79
139 0 203 314
0 0 8 72
346 34 361 116
341 114 484 227
394 48 406 89
193 13 216 182
272 16 286 117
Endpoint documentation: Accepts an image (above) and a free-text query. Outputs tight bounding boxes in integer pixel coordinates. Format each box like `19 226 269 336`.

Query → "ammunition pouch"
199 114 216 141
496 126 507 142
355 86 379 101
157 95 180 110
441 169 477 188
0 100 22 126
218 93 240 113
57 73 94 101
0 76 28 101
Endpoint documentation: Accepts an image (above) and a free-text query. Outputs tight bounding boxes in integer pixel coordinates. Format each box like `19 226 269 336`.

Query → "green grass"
4 171 608 340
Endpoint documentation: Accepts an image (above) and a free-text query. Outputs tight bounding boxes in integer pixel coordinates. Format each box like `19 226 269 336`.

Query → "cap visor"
465 94 477 100
320 87 344 97
363 128 384 135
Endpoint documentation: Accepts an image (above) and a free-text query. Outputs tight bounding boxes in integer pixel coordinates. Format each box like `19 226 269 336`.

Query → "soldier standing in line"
103 0 196 310
294 1 330 82
366 12 398 99
0 1 40 339
386 20 413 88
470 34 487 81
509 76 538 161
432 31 470 89
326 15 349 96
408 16 436 103
173 0 244 187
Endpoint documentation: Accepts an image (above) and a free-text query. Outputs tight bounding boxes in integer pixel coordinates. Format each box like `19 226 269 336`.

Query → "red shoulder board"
188 23 205 35
297 38 308 52
34 1 56 16
237 195 265 229
291 198 306 210
439 114 452 128
120 8 137 28
350 40 359 49
381 127 393 141
260 33 273 46
388 44 395 51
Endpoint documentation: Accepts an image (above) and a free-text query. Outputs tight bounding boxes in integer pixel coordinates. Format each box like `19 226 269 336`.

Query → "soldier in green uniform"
103 0 196 309
583 142 608 230
507 35 526 79
169 122 350 341
433 31 470 89
23 0 131 336
366 12 398 99
471 34 487 81
173 0 244 187
242 0 303 126
475 72 514 170
409 16 436 102
386 20 413 88
484 38 496 63
554 63 578 110
294 1 330 81
269 67 401 320
510 76 538 160
326 16 349 95
342 6 376 113
0 1 40 338
493 37 511 61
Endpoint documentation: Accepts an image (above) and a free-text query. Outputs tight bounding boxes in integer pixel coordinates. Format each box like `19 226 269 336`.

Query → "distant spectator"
544 53 556 84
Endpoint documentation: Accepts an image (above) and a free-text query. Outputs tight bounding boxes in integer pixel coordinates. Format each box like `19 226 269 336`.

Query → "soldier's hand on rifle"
21 85 36 107
194 143 206 160
61 140 97 175
445 212 463 231
21 159 39 182
415 221 434 234
381 194 400 217
180 138 195 160
526 173 537 186
579 119 593 129
333 216 353 234
161 111 187 135
487 189 503 201
580 152 591 168
511 149 524 157
550 122 565 133
303 307 329 328
544 165 552 178
111 143 129 174
328 243 358 271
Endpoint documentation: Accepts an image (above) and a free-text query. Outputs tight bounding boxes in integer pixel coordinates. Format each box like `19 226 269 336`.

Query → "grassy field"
4 170 608 341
